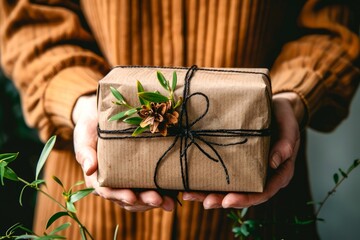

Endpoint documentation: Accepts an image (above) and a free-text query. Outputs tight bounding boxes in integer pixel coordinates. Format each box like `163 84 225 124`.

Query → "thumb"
270 97 300 169
75 146 98 176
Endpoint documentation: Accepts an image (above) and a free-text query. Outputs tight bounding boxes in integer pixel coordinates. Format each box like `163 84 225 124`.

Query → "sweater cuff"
271 68 326 127
44 66 104 132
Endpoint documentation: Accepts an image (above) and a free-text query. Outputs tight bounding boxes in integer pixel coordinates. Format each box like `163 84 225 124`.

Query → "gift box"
97 66 272 192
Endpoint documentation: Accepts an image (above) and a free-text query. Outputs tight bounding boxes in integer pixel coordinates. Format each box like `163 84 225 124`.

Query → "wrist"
72 94 97 125
273 92 306 128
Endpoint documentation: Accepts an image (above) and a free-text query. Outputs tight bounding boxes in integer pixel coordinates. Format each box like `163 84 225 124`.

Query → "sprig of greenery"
228 158 360 239
109 70 182 136
0 136 94 240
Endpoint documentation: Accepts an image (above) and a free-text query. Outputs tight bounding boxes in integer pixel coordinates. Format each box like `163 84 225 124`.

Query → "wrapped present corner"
97 66 272 192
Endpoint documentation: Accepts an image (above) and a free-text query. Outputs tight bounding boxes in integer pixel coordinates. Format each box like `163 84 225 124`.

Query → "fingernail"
271 153 281 169
162 201 174 211
204 203 221 210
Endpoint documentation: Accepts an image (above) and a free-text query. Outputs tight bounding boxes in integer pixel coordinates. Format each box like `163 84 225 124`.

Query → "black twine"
98 65 271 191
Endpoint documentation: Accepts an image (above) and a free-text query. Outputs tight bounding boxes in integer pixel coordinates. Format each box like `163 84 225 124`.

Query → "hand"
182 92 305 209
72 94 175 212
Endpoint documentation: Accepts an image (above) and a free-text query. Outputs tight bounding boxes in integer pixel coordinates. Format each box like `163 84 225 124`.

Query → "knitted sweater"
1 0 359 239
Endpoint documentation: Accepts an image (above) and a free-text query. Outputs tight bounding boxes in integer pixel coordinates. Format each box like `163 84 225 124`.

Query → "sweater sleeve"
0 0 110 142
270 0 360 132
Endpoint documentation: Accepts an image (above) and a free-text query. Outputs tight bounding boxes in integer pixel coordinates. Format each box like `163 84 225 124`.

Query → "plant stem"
315 160 359 217
17 177 67 211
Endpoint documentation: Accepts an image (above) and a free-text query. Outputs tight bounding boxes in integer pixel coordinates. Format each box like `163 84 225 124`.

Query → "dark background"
0 70 42 234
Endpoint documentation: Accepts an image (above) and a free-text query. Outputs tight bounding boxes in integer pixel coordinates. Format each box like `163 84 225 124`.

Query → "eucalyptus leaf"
171 71 177 91
4 166 18 181
19 185 29 206
138 92 169 103
333 173 339 184
31 179 46 187
36 136 56 181
240 207 248 218
240 224 250 236
0 152 19 163
52 176 64 188
70 188 94 203
123 117 143 125
124 108 138 117
46 212 69 229
137 80 147 105
37 235 66 240
0 166 5 186
227 211 238 222
49 222 71 235
339 168 348 178
18 225 35 234
132 126 149 136
157 71 169 90
66 201 77 213
108 110 129 121
15 234 39 239
110 86 125 103
173 97 183 109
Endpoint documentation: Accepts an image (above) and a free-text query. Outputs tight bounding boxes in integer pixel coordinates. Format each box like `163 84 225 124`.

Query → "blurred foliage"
0 70 42 233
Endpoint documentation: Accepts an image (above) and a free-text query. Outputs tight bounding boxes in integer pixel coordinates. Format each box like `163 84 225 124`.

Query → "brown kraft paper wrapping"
97 66 272 192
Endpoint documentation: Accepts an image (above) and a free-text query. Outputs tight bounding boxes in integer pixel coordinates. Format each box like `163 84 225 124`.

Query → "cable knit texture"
0 0 359 239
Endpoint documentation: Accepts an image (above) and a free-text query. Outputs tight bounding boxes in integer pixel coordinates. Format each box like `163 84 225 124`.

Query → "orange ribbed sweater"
0 0 359 239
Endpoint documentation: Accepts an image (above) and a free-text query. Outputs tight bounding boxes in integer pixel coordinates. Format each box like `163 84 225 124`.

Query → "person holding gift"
0 0 359 239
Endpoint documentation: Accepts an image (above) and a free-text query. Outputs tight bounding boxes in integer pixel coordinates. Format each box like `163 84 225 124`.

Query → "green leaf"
0 153 19 163
52 176 64 189
70 188 94 203
66 201 77 213
123 117 143 125
339 168 348 178
137 81 147 105
157 71 169 90
113 225 119 240
0 166 5 186
80 227 86 240
15 234 39 239
240 207 248 218
138 92 169 103
46 212 69 229
132 126 149 137
36 136 56 181
227 211 239 222
171 71 177 91
110 86 125 103
108 110 129 121
108 108 137 122
49 222 71 235
19 185 29 206
38 235 66 240
333 173 339 184
348 159 360 172
69 180 85 191
240 224 250 236
173 97 183 109
4 166 18 181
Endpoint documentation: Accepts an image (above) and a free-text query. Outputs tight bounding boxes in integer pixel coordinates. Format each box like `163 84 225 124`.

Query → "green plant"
228 158 360 239
0 136 94 239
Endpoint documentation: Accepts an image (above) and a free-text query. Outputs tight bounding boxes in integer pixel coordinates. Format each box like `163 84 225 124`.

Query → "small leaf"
227 211 239 222
80 227 86 240
4 167 18 181
36 136 56 181
317 218 325 222
49 222 71 235
240 224 250 236
46 212 69 229
31 179 46 187
52 176 64 188
339 168 348 178
18 225 35 234
110 86 125 102
66 201 77 213
19 185 29 206
0 166 5 186
171 71 177 91
138 92 169 103
132 126 149 136
333 173 339 184
70 188 94 203
108 110 130 121
15 234 40 239
157 71 169 90
137 81 147 105
173 97 183 109
123 117 143 125
0 153 19 163
70 180 85 191
240 207 248 218
108 108 137 122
